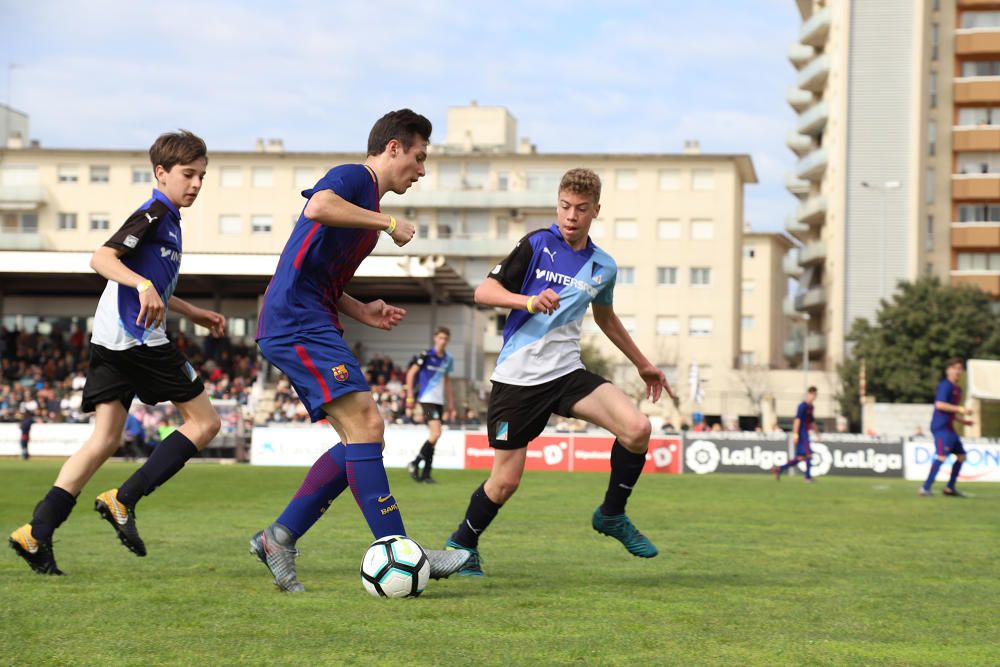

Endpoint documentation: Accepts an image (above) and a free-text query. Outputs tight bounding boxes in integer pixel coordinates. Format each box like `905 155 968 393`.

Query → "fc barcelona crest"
332 364 349 382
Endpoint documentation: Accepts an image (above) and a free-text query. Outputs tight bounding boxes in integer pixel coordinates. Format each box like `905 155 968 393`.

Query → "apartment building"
0 103 786 422
785 0 1000 373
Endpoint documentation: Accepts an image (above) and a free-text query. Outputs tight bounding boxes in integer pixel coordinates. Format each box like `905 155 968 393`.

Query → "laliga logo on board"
799 442 832 477
685 440 720 474
542 442 567 465
649 444 674 468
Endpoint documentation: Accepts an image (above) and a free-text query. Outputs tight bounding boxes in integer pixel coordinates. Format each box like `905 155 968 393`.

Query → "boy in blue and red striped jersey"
248 109 467 592
920 358 974 497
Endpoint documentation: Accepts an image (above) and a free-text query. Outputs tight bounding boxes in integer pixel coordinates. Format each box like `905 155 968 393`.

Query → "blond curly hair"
558 168 602 203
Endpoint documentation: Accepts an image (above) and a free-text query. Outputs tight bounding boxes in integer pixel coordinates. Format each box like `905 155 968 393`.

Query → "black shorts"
420 402 444 422
82 342 205 413
487 369 609 450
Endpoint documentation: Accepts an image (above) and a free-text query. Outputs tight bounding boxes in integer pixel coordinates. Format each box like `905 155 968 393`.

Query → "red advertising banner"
463 433 682 474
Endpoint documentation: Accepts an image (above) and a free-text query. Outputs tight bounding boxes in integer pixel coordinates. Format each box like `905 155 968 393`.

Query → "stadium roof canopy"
0 251 477 305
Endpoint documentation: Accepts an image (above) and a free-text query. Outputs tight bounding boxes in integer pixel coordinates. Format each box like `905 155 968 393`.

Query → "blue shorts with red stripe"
795 441 811 458
258 327 369 422
931 430 965 457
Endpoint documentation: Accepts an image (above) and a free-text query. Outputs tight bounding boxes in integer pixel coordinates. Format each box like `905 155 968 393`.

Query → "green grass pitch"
1 460 997 666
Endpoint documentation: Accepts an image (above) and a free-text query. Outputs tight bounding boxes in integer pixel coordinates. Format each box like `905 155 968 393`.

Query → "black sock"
451 482 502 548
600 441 646 516
116 431 198 507
30 486 77 542
421 442 435 478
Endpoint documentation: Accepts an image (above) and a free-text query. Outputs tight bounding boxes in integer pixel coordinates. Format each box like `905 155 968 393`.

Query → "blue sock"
275 444 348 539
946 460 963 490
923 459 944 491
805 457 812 479
345 442 405 539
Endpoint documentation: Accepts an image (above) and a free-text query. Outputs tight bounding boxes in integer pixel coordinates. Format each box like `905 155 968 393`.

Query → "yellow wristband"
526 296 536 314
406 397 415 405
136 279 153 293
386 216 397 234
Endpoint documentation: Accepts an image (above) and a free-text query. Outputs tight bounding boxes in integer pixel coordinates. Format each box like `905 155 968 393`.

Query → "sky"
1 0 801 232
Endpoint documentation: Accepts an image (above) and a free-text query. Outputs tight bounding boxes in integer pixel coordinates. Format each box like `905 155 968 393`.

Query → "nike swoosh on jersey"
377 495 392 503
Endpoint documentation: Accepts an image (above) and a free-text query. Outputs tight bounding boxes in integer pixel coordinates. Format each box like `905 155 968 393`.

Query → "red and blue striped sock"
275 444 348 539
346 442 405 539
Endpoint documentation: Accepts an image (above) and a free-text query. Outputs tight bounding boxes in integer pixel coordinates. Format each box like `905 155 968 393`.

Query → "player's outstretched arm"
168 296 226 338
474 277 560 314
303 190 415 246
592 303 673 402
337 292 406 330
90 246 165 329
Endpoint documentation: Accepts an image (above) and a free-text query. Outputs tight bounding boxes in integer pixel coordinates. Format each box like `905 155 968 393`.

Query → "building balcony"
951 272 1000 297
956 29 1000 57
797 195 827 225
373 236 517 258
953 126 1000 151
381 188 556 210
783 333 827 359
786 131 814 156
800 6 831 47
954 77 1000 105
0 185 46 211
785 214 809 237
799 239 827 266
788 42 816 68
786 173 810 197
783 250 803 277
795 147 828 181
951 223 1000 248
783 295 798 316
0 232 47 250
952 174 1000 200
786 87 814 112
794 286 827 310
796 100 829 136
797 54 830 93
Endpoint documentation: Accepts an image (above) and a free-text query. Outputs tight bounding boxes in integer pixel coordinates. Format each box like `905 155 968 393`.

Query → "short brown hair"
434 326 451 337
559 168 602 203
807 386 818 394
946 358 964 370
367 109 432 156
149 130 207 172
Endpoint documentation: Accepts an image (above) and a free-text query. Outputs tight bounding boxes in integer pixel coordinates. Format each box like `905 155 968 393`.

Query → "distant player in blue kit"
9 131 226 575
248 110 468 592
920 358 973 497
772 386 818 482
443 168 675 576
406 326 455 483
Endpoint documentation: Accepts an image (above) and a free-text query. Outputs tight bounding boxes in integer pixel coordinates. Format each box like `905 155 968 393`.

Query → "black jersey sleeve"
104 202 167 255
487 233 536 294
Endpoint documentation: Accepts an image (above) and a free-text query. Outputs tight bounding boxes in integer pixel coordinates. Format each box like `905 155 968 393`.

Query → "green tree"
580 339 614 379
837 276 1000 429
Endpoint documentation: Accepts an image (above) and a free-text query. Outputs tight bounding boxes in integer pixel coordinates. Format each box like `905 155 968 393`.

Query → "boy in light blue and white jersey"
445 168 676 576
406 326 455 483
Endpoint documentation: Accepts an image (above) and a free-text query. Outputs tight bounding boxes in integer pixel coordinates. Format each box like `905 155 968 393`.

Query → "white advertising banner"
0 423 92 457
904 439 1000 483
249 424 469 469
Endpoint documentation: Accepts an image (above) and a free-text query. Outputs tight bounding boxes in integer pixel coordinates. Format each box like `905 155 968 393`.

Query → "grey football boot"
425 547 471 579
249 523 305 593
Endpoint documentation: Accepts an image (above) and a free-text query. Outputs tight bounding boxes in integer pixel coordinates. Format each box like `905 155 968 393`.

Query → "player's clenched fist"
390 218 416 247
528 288 560 315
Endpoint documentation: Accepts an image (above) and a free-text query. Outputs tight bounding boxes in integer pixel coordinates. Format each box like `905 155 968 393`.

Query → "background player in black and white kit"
8 131 225 575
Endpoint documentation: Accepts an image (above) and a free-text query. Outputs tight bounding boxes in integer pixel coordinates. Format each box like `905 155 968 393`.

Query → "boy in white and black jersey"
9 131 225 575
444 168 675 576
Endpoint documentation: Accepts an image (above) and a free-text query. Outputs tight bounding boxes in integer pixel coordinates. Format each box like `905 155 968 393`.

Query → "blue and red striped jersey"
257 164 380 338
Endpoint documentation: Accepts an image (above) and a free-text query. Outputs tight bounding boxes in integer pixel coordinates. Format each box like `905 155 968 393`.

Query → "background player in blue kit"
248 110 467 592
9 131 225 574
406 326 455 483
772 386 819 482
443 168 675 576
920 358 974 497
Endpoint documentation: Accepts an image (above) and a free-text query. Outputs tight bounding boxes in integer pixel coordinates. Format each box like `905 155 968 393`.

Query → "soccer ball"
360 535 430 598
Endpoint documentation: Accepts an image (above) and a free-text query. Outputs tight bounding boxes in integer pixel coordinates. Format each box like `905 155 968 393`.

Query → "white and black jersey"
91 190 183 350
